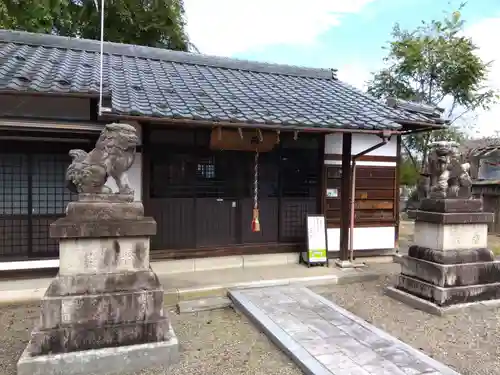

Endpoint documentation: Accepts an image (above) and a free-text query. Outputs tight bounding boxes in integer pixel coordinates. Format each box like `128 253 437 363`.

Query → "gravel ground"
313 275 500 375
0 303 303 375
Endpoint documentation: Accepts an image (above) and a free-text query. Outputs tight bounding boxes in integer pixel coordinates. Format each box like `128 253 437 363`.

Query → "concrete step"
0 263 395 307
177 296 232 313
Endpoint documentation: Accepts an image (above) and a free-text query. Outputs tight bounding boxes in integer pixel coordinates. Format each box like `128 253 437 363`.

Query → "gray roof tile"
0 29 441 130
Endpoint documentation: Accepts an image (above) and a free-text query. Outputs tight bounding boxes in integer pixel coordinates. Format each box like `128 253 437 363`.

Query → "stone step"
29 316 171 355
40 288 165 329
177 296 232 313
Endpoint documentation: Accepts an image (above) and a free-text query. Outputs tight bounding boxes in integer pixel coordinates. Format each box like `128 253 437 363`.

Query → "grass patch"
491 245 500 256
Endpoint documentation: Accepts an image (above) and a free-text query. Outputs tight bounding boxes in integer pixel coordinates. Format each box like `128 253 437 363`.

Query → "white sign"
306 215 327 262
326 188 338 198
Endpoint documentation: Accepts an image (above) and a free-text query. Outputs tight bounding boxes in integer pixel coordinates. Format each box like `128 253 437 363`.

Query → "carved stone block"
40 289 164 329
58 237 150 275
414 220 488 251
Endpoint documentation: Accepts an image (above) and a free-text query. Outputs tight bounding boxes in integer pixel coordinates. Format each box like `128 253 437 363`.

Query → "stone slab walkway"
230 286 460 375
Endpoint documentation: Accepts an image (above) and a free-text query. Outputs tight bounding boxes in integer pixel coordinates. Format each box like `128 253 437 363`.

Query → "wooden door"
194 151 244 247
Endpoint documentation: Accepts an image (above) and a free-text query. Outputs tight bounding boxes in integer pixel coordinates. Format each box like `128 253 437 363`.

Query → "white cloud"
183 0 375 56
337 63 373 91
465 17 500 138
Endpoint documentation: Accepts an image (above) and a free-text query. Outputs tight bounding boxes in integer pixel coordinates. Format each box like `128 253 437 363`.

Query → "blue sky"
234 0 500 69
184 0 500 136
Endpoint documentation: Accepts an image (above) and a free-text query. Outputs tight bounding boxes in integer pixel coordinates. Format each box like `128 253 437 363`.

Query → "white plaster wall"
327 227 396 251
105 153 142 201
104 122 143 201
324 133 397 166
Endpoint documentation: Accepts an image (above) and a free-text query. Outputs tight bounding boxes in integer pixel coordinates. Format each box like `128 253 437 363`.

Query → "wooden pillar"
141 123 151 207
394 135 402 248
339 133 352 261
318 135 326 215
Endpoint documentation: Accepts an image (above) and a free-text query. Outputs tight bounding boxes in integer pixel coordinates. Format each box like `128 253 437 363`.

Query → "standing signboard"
301 215 328 267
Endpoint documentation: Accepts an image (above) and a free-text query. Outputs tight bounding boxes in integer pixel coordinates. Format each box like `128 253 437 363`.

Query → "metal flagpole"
97 0 105 116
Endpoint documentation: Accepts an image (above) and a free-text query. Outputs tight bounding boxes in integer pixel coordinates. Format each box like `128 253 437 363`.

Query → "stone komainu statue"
424 141 472 199
66 123 139 195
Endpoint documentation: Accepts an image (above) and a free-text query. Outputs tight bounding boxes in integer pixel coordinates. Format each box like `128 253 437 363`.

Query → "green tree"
367 3 497 170
0 0 191 51
399 156 420 186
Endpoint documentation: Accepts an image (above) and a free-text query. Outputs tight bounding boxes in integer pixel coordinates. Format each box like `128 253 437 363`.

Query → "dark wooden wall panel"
482 195 500 233
148 198 196 249
195 198 237 247
241 198 279 244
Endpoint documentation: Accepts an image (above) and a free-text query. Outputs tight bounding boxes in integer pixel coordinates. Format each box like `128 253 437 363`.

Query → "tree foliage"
399 156 420 186
0 0 191 51
367 3 497 172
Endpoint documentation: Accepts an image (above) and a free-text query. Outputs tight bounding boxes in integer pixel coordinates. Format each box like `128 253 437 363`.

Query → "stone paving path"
230 286 460 375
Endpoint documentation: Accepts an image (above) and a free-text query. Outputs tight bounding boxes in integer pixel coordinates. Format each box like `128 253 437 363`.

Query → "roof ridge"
0 29 334 80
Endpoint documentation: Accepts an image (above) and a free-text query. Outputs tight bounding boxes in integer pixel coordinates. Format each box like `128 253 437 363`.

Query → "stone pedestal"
387 198 500 314
17 194 179 375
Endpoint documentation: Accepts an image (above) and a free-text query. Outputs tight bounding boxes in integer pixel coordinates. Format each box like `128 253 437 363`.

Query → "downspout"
349 130 392 263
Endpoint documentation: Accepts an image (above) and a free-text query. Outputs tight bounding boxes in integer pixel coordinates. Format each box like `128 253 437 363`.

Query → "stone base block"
78 193 134 203
395 274 500 306
40 288 164 329
18 322 179 375
408 245 495 264
420 198 483 213
414 210 494 225
46 270 161 296
385 286 500 316
50 217 157 239
29 317 170 355
59 237 151 275
413 220 488 251
399 255 500 287
65 201 145 221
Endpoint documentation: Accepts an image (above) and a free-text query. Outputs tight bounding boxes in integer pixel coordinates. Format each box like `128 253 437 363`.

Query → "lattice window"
279 200 317 241
32 154 75 215
197 157 216 179
0 153 29 257
280 148 319 197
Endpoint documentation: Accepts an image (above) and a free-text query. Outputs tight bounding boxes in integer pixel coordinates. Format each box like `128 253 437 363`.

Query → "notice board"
303 215 328 264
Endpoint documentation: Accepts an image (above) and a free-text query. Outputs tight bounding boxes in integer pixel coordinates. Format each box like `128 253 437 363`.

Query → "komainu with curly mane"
66 123 139 195
424 140 472 199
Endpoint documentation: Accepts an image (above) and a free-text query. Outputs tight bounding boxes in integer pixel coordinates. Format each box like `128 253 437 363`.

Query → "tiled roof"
463 137 500 157
0 29 442 131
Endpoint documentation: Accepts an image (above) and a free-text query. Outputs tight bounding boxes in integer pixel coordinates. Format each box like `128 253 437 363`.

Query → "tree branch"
402 140 419 169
